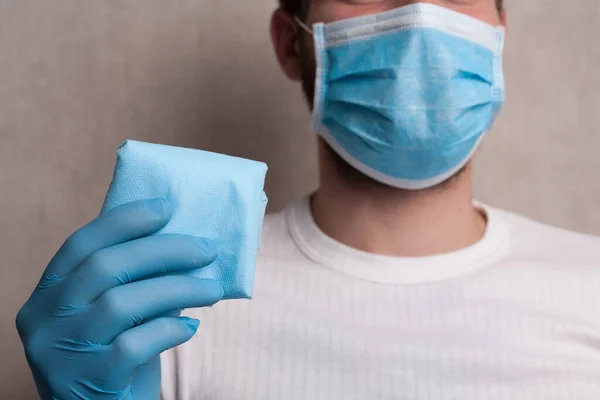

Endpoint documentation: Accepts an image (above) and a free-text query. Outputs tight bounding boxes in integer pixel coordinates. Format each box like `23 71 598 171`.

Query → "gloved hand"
16 198 224 400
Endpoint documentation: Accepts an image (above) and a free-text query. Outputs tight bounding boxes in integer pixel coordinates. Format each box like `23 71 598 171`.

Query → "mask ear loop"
294 16 314 35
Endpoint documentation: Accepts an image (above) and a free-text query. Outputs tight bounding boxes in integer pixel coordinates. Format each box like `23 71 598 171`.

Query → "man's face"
299 0 504 107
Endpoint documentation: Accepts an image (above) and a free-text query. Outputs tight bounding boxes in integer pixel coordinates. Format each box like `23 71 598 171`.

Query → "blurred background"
1 0 599 397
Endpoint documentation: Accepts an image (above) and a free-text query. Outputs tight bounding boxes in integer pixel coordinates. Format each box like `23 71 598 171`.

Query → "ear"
499 9 507 30
270 9 303 82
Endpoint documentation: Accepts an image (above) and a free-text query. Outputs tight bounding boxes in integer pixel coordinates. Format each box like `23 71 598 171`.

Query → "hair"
280 0 504 19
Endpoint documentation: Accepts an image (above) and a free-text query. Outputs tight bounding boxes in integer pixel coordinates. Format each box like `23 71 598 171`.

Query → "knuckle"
112 334 142 363
63 229 88 254
84 249 112 279
15 307 30 338
97 289 124 319
22 332 48 368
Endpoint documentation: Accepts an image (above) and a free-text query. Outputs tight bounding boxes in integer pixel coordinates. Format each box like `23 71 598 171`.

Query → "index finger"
41 198 172 285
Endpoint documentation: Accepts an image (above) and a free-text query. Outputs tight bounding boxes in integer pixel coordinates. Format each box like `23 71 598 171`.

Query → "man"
16 0 600 399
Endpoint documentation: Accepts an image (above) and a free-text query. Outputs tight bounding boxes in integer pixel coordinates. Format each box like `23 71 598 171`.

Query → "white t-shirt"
161 197 600 400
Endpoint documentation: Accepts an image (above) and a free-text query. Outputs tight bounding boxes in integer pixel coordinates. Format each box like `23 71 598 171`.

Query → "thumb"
110 317 200 371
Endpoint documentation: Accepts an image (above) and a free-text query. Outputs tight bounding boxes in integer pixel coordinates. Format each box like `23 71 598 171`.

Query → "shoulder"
489 205 600 266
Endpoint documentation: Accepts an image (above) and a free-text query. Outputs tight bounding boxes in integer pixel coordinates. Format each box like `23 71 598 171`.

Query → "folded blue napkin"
101 140 268 300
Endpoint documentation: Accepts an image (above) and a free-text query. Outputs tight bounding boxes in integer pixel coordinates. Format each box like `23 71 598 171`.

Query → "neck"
311 141 487 258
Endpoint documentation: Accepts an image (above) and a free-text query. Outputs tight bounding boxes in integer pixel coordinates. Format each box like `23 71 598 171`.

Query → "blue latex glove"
16 199 224 399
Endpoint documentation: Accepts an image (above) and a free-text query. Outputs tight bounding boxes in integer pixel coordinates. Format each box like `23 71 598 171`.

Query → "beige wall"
1 0 598 397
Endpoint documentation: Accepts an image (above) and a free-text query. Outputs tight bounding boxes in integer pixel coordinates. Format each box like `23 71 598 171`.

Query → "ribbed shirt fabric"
161 197 600 400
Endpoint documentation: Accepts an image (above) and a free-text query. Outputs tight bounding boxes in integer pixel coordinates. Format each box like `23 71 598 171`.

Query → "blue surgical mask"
296 3 505 190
